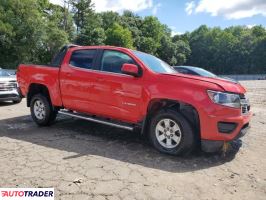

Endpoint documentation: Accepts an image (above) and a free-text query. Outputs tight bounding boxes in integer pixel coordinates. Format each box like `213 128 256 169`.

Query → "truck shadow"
0 115 242 173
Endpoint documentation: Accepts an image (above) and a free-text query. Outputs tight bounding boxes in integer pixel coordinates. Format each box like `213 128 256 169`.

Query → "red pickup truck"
17 45 251 155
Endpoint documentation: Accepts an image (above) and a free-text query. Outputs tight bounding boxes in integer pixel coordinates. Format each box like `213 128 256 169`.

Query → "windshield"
133 51 176 73
0 70 10 77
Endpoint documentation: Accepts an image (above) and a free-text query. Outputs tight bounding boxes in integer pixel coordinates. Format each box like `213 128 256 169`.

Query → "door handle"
66 72 71 77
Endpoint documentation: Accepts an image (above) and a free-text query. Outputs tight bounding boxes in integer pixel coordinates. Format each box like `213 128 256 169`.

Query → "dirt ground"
0 80 266 200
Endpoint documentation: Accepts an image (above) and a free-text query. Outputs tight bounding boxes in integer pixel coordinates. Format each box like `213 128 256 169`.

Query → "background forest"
1 0 266 74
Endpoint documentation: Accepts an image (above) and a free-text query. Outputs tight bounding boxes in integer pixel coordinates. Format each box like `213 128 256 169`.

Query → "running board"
58 110 134 131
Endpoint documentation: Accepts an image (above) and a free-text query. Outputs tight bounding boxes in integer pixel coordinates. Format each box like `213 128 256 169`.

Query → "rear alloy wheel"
30 94 57 126
33 99 46 120
149 109 195 156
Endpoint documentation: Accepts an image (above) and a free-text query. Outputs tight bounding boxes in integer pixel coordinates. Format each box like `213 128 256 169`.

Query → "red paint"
17 46 251 142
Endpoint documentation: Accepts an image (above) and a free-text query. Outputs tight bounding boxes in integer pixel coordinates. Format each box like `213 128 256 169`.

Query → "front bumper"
201 122 250 152
0 89 21 102
199 100 252 141
197 97 252 153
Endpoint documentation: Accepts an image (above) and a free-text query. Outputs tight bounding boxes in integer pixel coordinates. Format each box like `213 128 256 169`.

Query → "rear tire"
30 94 57 126
149 109 195 156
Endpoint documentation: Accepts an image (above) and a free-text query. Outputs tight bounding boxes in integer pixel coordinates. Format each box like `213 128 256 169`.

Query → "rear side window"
51 46 68 67
101 50 135 74
70 50 96 69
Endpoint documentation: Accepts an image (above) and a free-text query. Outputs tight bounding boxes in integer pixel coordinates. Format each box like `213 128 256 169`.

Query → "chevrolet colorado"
17 45 251 155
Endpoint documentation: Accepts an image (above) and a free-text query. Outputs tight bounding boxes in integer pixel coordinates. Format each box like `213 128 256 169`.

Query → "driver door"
91 50 144 123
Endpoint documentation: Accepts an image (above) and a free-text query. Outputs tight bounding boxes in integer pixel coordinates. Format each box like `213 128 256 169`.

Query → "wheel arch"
143 98 201 141
27 83 51 107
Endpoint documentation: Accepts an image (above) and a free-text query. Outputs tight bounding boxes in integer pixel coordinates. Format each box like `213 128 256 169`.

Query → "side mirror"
121 63 140 77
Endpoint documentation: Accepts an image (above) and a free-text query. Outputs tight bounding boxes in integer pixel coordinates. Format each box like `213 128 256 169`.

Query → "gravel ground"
0 80 266 200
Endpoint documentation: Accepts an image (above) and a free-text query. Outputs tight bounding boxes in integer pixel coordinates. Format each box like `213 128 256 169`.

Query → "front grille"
240 94 250 115
0 81 17 91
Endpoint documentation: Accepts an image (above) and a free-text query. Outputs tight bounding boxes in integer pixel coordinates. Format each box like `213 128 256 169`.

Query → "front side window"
101 50 135 74
70 49 96 69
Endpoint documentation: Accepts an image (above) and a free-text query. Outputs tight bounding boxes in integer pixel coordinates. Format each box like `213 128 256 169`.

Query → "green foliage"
0 0 71 68
75 13 106 45
157 36 191 65
76 27 106 46
120 11 142 48
105 23 133 48
187 25 266 74
251 32 266 73
71 0 94 32
0 0 44 67
139 16 164 54
0 0 265 74
100 11 121 31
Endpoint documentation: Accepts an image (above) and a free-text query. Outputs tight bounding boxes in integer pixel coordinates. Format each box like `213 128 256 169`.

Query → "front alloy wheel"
149 109 195 156
155 119 182 148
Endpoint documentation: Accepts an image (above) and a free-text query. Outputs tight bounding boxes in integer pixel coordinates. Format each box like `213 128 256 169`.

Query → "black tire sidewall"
30 94 52 126
149 109 195 156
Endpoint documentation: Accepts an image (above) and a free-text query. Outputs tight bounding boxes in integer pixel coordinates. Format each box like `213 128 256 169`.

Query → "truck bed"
17 64 62 106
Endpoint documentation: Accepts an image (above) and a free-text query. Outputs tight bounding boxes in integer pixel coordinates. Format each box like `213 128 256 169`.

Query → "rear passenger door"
60 49 100 113
90 50 144 123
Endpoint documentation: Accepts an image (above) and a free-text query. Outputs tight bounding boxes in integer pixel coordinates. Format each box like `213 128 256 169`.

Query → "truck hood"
162 73 246 94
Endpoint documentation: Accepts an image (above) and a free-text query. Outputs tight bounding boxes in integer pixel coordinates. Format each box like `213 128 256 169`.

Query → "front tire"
149 109 195 156
30 94 57 126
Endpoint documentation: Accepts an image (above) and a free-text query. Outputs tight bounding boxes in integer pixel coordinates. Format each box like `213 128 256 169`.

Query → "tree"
0 0 45 67
186 25 211 69
100 11 121 31
139 16 164 53
44 2 74 40
157 36 191 65
252 35 266 73
71 0 94 32
175 40 191 65
120 11 142 48
75 13 106 45
105 23 133 48
0 0 70 68
1 0 266 74
76 27 106 45
37 23 69 64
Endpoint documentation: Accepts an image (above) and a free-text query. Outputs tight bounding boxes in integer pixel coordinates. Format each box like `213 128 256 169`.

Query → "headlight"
207 90 241 108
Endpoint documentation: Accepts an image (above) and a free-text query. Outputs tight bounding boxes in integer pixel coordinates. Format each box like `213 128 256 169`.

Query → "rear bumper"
201 123 250 152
